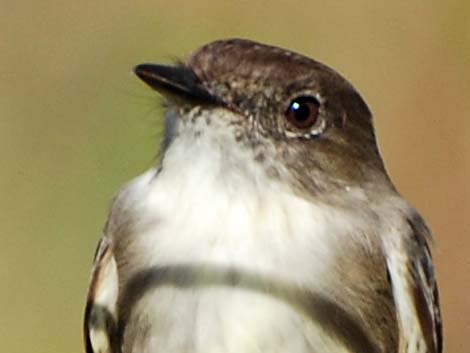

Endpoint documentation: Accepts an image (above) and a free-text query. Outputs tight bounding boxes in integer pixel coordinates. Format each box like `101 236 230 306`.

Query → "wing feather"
84 237 120 353
385 216 443 353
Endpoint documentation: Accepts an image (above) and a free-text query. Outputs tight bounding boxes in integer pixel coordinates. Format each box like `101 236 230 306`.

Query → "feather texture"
84 238 119 353
384 215 442 353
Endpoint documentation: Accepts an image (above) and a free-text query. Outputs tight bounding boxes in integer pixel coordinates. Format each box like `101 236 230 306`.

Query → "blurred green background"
1 1 469 352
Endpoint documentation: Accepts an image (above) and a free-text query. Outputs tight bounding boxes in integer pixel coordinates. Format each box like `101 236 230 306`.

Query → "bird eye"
285 96 320 129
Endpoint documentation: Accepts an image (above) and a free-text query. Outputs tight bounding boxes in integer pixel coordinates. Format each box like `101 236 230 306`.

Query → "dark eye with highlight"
285 96 320 129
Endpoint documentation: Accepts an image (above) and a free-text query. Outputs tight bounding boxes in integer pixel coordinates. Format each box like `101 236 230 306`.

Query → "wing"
84 237 120 353
384 215 443 353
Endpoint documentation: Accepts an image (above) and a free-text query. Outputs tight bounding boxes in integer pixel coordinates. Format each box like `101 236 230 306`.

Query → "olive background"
1 1 469 352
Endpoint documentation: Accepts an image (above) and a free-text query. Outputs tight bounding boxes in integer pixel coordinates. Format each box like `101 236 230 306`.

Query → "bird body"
84 39 442 353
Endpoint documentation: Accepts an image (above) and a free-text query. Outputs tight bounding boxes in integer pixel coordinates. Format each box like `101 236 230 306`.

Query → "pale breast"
108 123 397 353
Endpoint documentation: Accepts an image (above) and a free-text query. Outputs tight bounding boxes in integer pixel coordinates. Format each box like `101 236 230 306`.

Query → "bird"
83 39 442 353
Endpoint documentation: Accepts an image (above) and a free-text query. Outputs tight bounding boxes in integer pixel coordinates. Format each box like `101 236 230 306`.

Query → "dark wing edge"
84 237 120 353
384 215 443 353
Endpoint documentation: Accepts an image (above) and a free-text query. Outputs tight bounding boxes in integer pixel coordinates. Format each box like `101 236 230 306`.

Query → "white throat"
116 110 375 353
124 109 368 286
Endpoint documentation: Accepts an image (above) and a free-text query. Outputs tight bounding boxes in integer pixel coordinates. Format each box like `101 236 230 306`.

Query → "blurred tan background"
1 1 469 352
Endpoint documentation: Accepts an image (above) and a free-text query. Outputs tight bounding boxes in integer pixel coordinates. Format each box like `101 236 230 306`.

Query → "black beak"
134 64 219 105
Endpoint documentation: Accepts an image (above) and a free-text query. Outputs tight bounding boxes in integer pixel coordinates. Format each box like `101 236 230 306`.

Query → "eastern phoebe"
84 39 442 353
